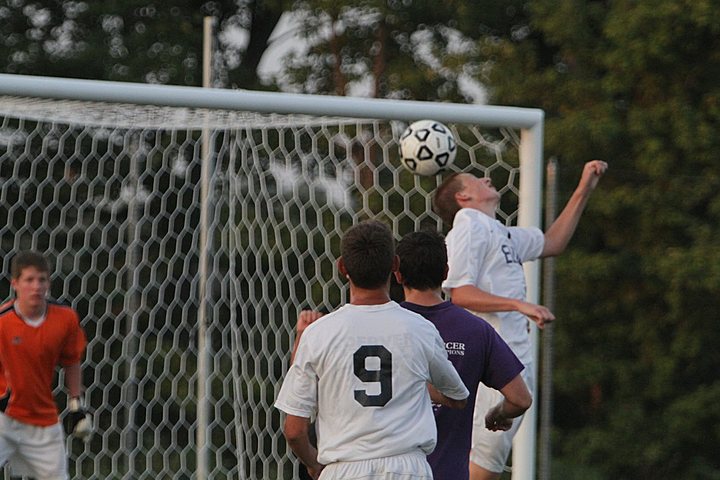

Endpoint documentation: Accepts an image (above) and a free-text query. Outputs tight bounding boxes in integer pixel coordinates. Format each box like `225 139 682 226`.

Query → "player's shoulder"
396 306 444 340
455 208 485 222
47 300 80 318
301 305 352 337
452 208 494 233
0 300 14 317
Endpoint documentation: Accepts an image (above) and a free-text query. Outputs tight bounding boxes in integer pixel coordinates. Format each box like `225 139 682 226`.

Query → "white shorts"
319 451 433 480
469 364 535 473
0 412 68 480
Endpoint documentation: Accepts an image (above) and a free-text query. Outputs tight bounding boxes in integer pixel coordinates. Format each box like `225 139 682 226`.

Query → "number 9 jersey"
275 301 469 465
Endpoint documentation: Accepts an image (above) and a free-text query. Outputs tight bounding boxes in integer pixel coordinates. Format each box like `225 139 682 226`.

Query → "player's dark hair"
433 172 464 226
396 230 447 290
10 250 51 279
341 220 395 289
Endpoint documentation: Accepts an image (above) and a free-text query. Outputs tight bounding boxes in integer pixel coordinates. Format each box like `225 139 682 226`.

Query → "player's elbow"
445 395 468 410
513 390 532 413
521 392 533 412
501 375 533 416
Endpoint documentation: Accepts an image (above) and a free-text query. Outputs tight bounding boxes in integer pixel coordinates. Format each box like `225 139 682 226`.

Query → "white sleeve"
274 337 318 418
507 226 544 262
442 209 489 291
427 329 469 400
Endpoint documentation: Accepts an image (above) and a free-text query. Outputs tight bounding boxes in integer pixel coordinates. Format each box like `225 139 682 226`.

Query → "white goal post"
0 73 543 480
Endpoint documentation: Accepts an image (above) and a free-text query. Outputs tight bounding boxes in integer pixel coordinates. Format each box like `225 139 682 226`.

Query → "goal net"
0 77 542 480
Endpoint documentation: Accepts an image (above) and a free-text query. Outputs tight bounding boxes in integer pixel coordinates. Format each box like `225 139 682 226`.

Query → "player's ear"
391 255 400 273
393 270 404 284
337 257 349 279
455 189 469 204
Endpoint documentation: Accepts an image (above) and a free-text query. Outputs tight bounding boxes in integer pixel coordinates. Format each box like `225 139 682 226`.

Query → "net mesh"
0 95 523 479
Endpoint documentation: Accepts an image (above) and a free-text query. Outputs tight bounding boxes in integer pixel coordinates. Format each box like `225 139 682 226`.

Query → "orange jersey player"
0 251 91 480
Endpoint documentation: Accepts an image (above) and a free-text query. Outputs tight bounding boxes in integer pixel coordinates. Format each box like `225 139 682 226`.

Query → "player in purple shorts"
395 230 532 480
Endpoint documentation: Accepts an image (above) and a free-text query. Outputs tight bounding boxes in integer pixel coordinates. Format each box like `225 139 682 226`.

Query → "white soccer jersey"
442 208 544 364
275 301 469 465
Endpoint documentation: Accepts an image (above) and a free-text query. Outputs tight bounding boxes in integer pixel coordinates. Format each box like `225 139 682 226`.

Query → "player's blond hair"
433 172 465 226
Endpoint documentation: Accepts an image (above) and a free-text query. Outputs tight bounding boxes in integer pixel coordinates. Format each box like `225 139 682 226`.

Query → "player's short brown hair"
397 230 447 291
433 172 465 226
341 220 395 289
11 250 51 279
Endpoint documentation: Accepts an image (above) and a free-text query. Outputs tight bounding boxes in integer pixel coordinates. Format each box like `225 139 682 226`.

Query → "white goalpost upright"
0 73 543 480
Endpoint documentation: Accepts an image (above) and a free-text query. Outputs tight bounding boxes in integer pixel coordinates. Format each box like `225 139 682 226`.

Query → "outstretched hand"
516 300 555 328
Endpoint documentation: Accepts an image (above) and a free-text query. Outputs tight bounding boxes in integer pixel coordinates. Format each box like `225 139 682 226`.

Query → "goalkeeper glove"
64 397 93 441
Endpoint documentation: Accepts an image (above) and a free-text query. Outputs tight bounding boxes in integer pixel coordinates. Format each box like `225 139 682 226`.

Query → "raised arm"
542 160 608 257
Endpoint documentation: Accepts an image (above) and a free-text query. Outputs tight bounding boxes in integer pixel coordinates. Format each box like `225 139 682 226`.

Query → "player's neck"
402 288 444 307
14 298 47 321
349 286 391 305
462 199 497 218
476 201 497 218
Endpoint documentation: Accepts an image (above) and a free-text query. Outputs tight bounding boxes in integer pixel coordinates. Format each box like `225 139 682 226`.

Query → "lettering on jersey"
501 244 522 265
445 341 465 357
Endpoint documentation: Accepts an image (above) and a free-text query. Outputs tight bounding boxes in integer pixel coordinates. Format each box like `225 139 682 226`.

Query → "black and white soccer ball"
398 120 457 176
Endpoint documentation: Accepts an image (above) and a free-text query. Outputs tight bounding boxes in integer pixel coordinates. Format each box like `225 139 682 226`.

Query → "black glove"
64 397 93 441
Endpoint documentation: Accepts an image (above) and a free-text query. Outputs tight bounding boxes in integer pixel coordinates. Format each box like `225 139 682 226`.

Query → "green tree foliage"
0 0 290 88
481 1 720 477
275 0 479 100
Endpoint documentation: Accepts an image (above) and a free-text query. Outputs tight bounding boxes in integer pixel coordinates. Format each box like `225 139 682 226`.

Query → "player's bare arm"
290 310 325 363
484 375 532 432
542 160 608 257
450 284 555 328
283 414 325 479
64 362 83 398
427 383 468 410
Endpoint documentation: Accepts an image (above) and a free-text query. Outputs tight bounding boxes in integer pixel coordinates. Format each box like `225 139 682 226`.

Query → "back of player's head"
396 230 447 290
341 220 395 289
10 250 50 279
433 172 464 226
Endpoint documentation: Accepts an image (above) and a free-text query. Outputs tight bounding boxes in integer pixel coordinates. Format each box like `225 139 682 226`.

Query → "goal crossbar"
0 73 543 129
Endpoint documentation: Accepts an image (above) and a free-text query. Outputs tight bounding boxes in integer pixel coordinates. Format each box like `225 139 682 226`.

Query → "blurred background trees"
3 0 720 478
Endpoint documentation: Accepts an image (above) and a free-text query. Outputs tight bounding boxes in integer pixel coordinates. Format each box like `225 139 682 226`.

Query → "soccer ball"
398 120 457 176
